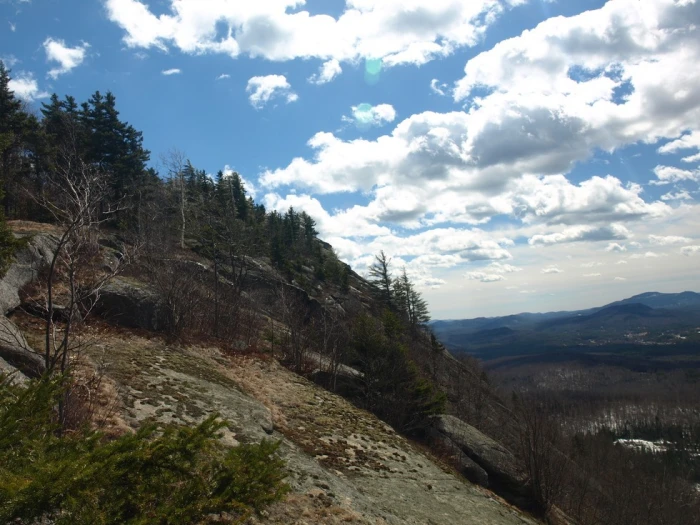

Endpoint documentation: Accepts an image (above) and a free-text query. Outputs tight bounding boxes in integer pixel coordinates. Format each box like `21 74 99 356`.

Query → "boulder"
430 414 534 510
0 355 28 384
0 315 45 378
0 234 57 315
94 277 166 331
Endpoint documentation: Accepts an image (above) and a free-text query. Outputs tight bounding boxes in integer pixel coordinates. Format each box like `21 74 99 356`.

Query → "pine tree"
0 61 38 218
393 267 430 331
80 91 150 222
368 250 393 307
0 62 30 273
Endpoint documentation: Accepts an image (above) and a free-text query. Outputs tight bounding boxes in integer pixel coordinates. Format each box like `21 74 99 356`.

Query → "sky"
2 0 700 319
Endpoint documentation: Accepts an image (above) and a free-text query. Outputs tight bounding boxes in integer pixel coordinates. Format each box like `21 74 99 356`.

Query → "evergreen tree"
393 267 430 330
0 62 30 273
80 91 150 222
0 61 39 218
368 250 393 307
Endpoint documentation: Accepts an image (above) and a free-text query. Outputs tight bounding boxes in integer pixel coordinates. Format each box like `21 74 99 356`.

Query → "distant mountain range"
432 292 700 358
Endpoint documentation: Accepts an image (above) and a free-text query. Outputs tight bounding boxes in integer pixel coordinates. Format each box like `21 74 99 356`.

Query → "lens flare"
364 58 382 85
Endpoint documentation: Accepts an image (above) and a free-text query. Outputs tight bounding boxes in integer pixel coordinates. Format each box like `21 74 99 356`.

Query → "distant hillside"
432 292 700 358
604 291 700 310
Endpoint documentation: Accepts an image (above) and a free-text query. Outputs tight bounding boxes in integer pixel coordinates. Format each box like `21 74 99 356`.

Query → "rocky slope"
1 225 542 524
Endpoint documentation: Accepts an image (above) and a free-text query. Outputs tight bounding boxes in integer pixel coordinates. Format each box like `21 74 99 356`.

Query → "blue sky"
2 0 700 318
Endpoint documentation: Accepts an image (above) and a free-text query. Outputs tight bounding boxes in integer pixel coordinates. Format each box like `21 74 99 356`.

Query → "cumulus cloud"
661 190 692 201
104 0 519 67
605 243 627 252
681 245 700 256
659 131 700 163
465 272 505 283
649 234 692 245
651 165 700 185
260 111 668 230
217 73 231 80
343 103 396 128
308 59 342 85
452 0 700 177
7 72 49 101
630 252 665 259
246 75 298 108
162 68 181 75
542 266 563 274
487 262 522 274
529 224 631 246
430 79 448 96
44 38 89 78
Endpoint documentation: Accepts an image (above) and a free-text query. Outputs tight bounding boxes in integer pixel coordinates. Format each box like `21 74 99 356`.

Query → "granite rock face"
0 234 56 315
0 315 44 378
94 277 167 331
431 414 535 510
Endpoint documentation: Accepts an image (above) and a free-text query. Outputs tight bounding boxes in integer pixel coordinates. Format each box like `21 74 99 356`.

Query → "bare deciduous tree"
161 148 187 250
36 148 130 378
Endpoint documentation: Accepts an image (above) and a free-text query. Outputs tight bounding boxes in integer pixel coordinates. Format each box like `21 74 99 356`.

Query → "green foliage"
368 250 393 307
0 375 289 524
350 312 446 436
0 209 21 278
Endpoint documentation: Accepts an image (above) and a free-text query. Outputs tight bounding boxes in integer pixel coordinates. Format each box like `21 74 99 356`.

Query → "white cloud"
529 224 631 246
430 79 448 96
542 266 563 274
1 55 19 68
222 165 257 198
659 131 700 163
583 273 602 278
343 103 396 128
681 245 700 256
217 73 230 80
162 68 181 75
651 165 700 185
630 251 664 259
43 38 89 78
648 234 692 245
308 59 342 85
246 75 298 108
9 22 16 32
487 262 522 274
661 190 692 201
465 272 505 283
7 72 49 101
616 260 628 265
605 243 627 252
105 0 517 67
452 0 700 179
614 277 627 281
260 110 669 231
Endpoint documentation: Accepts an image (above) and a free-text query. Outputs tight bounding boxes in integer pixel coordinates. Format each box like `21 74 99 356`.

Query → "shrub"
0 375 289 524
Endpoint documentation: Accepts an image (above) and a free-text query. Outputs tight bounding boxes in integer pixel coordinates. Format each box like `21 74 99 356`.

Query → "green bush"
0 375 289 524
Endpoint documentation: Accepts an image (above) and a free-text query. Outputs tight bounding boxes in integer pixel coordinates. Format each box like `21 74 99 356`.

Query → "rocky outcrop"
67 322 540 525
94 277 167 331
430 414 535 510
0 234 56 315
0 315 44 378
